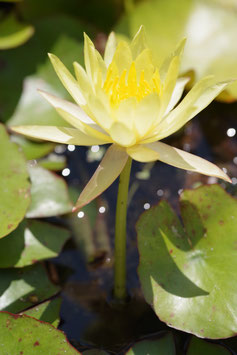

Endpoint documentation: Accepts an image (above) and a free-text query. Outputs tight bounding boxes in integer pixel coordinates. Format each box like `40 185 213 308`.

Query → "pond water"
52 100 237 353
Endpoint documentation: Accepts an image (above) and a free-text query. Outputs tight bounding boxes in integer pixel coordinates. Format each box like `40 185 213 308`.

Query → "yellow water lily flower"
12 26 231 209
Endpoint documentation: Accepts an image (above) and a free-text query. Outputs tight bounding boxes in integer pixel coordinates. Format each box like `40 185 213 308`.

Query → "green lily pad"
11 134 55 160
0 312 80 354
0 124 31 238
0 220 70 268
0 14 34 50
137 184 237 338
118 0 237 101
126 332 175 355
38 153 67 171
187 337 231 355
22 298 62 328
82 351 108 355
26 165 72 218
0 264 59 313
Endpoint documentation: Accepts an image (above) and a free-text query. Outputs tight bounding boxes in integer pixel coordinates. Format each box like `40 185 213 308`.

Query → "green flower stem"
114 156 132 301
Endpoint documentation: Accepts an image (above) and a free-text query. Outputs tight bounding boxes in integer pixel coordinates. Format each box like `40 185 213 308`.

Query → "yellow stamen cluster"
103 61 162 107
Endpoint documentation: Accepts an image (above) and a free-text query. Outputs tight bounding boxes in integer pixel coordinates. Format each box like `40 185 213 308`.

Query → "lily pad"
187 337 231 355
0 124 31 238
38 153 67 171
126 332 175 355
0 14 34 50
0 312 80 354
0 220 70 268
118 0 237 101
11 134 55 160
0 264 59 313
26 164 72 218
22 298 62 328
137 184 237 338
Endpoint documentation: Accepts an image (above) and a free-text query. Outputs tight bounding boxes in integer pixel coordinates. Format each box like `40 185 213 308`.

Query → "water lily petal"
11 125 110 146
112 41 132 75
84 33 107 87
73 61 93 97
104 32 117 67
135 48 154 81
131 25 147 59
160 55 181 115
134 93 160 138
129 141 231 182
156 77 232 140
109 121 137 147
38 90 110 142
87 94 112 130
48 53 86 106
74 144 128 209
127 144 159 162
164 77 189 115
159 38 186 80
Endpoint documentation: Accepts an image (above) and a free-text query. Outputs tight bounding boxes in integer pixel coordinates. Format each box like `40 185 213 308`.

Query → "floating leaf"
22 298 62 328
0 264 59 313
0 312 80 354
187 337 231 355
11 134 55 160
118 0 237 101
0 14 34 50
126 333 175 355
26 165 72 218
137 185 237 338
0 124 30 238
38 153 67 171
0 220 70 268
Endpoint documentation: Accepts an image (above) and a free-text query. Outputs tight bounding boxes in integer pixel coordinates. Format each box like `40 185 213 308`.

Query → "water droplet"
91 145 100 153
77 211 84 219
144 203 150 210
99 206 106 213
67 144 75 152
62 168 70 177
227 128 236 137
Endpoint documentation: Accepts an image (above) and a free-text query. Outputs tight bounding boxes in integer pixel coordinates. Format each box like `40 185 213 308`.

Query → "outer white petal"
11 125 111 146
164 77 189 115
128 141 231 182
38 90 110 142
74 144 128 209
48 53 86 106
156 77 232 141
104 32 117 67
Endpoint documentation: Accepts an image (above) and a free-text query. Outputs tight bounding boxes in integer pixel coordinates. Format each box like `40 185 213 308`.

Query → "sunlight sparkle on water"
144 203 150 210
68 144 75 152
62 168 70 176
227 128 236 137
91 145 100 153
77 211 84 218
99 206 106 213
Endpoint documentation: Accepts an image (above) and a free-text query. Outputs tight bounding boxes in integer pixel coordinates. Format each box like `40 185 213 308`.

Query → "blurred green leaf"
38 153 66 171
0 16 85 122
118 0 237 101
187 337 231 355
26 164 72 218
0 124 30 238
137 184 237 339
0 264 59 313
11 134 55 160
0 312 80 354
0 220 70 268
126 333 175 355
0 14 34 49
22 298 62 328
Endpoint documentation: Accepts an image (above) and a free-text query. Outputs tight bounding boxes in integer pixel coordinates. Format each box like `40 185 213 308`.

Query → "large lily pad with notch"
0 312 80 354
0 263 59 313
0 220 70 268
117 0 237 101
126 332 175 355
137 184 237 339
26 165 72 218
0 124 31 238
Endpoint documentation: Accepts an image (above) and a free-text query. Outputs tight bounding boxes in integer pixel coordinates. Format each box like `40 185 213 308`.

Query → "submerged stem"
114 156 132 301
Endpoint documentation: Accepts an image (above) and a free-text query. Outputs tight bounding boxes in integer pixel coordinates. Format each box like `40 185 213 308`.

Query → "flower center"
103 62 162 107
